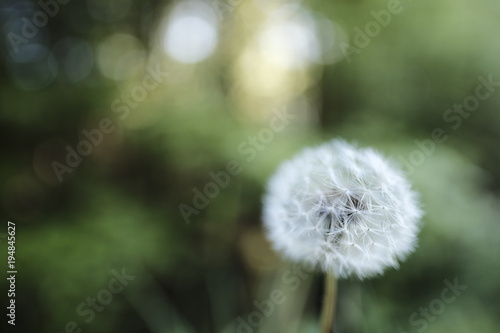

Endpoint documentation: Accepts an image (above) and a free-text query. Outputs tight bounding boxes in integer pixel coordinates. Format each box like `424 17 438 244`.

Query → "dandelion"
262 139 422 332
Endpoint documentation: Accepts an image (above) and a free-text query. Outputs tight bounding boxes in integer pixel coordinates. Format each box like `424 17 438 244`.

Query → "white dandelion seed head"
263 139 423 279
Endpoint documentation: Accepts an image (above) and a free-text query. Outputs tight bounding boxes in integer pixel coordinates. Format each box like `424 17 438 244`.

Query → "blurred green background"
1 0 500 332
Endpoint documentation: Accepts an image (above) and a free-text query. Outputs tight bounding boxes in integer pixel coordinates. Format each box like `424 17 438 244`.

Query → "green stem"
320 272 337 333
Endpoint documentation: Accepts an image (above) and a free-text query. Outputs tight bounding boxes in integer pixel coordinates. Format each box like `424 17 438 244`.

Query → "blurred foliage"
1 0 500 332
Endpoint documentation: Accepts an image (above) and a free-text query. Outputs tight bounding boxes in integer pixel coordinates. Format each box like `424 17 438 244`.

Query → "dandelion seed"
263 139 423 279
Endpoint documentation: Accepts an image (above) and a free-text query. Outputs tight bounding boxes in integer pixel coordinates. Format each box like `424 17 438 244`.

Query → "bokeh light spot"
162 1 218 64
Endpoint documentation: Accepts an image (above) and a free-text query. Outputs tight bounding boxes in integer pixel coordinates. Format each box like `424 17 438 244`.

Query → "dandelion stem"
320 272 337 333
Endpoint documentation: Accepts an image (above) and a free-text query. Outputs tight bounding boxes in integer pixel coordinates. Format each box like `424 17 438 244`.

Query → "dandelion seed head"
263 140 423 279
